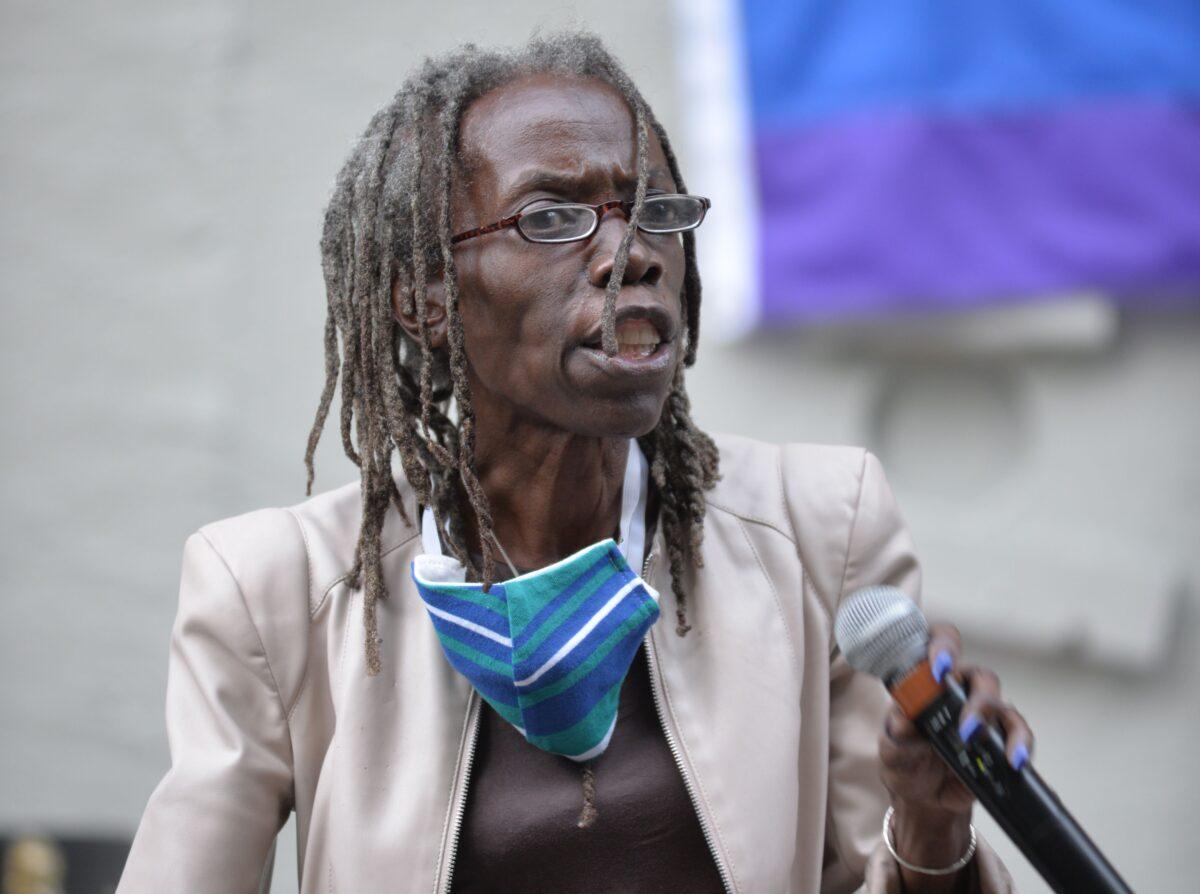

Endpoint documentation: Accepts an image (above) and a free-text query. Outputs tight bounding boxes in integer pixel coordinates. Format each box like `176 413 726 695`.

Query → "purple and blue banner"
674 0 1200 334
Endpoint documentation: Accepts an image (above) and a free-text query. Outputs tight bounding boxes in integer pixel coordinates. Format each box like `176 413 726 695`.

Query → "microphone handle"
912 677 1132 893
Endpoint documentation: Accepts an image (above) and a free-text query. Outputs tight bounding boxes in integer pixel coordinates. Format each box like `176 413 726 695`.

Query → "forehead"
458 72 663 203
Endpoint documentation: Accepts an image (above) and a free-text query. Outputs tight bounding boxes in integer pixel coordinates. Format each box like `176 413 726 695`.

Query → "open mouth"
581 318 665 360
577 303 677 370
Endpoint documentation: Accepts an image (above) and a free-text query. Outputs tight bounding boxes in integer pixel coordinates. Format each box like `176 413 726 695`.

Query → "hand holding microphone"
836 586 1132 894
875 614 1032 886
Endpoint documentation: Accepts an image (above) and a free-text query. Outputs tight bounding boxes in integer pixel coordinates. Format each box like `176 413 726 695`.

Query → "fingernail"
958 713 981 742
932 649 954 683
1011 742 1029 770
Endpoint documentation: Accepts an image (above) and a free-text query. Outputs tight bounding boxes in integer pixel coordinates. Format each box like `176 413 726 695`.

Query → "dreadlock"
306 32 719 678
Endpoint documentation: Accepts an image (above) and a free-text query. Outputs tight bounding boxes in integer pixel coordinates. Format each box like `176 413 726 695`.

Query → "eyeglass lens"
517 195 707 243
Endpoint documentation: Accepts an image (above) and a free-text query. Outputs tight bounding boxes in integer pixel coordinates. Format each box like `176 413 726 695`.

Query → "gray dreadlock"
306 32 720 681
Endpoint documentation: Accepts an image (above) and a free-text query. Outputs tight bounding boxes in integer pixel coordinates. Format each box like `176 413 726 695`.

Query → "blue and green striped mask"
411 442 660 761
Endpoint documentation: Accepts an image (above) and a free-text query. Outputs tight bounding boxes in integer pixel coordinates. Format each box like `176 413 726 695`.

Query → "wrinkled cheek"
455 293 551 395
452 275 514 353
452 246 579 384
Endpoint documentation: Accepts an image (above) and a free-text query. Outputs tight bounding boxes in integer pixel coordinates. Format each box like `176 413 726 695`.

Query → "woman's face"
447 72 687 439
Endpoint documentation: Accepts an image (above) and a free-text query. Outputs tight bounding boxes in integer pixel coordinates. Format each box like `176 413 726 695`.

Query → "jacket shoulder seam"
834 449 870 606
283 508 316 723
195 529 295 772
285 506 319 616
776 442 798 545
704 499 796 544
735 516 801 678
310 529 421 620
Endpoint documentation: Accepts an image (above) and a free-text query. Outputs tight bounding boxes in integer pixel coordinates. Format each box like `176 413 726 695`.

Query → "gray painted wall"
3 2 1197 891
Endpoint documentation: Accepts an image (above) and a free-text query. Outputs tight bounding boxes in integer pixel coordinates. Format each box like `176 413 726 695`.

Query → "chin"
568 393 669 440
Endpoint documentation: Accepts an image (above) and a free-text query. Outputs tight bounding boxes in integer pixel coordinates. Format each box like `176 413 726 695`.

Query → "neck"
460 416 631 572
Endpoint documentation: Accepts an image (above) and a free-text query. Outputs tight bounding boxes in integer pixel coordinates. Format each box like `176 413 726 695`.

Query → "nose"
586 209 663 290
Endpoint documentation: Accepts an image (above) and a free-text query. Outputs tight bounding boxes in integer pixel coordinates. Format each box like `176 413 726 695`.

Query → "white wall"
3 2 1196 891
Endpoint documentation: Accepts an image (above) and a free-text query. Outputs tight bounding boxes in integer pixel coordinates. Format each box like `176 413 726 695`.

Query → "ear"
392 272 448 350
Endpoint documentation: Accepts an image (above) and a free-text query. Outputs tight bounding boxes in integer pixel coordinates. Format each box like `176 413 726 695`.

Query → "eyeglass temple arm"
451 213 521 245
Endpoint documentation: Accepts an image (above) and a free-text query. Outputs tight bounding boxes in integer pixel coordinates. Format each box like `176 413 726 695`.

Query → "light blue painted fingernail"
1011 742 1029 770
958 713 981 742
932 649 954 683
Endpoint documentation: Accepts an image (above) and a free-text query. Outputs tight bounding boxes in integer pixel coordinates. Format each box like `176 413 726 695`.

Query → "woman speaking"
119 33 1028 893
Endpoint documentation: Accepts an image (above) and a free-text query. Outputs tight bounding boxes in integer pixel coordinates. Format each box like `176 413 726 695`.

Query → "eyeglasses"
450 194 711 245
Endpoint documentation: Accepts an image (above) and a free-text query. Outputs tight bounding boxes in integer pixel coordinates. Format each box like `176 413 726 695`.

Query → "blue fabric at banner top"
744 0 1200 127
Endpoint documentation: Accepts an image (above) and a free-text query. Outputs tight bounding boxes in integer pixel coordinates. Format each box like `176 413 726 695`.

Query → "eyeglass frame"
449 194 711 245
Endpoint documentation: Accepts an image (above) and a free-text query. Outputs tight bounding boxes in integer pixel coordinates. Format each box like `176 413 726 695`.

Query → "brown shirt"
449 643 726 893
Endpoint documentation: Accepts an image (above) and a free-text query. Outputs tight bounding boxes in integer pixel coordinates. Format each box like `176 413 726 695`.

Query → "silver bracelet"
882 806 977 876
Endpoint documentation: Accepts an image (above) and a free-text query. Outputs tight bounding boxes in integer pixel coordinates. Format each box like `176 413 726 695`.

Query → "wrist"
890 799 971 862
887 801 975 888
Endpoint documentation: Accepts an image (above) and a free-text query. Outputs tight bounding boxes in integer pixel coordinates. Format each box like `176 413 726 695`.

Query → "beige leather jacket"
119 434 1013 893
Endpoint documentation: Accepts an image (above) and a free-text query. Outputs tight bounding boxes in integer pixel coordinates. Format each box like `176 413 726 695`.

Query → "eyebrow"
502 166 675 206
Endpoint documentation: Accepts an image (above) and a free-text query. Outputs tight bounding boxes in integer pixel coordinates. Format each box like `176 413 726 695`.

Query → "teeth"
615 319 660 349
618 342 656 359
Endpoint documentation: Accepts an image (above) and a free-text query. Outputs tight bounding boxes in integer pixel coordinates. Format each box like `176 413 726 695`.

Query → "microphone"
834 585 1132 894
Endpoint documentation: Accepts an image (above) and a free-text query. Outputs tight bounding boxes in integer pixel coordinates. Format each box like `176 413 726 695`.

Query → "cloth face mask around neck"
410 440 660 762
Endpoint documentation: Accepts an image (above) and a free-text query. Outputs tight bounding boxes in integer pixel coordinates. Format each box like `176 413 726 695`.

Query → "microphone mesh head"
834 586 929 683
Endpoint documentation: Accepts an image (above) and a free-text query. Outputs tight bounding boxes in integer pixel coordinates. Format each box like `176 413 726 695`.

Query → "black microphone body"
835 585 1133 894
901 670 1131 893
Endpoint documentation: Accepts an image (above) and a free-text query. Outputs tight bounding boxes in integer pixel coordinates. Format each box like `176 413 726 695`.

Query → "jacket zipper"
437 690 481 894
642 547 735 893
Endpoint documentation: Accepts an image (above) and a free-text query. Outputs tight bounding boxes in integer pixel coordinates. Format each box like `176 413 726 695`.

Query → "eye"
639 195 706 233
517 204 595 242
